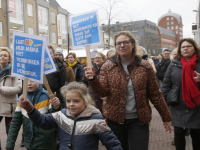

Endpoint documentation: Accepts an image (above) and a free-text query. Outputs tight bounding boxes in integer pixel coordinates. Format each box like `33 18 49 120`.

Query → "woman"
84 31 172 150
137 46 156 73
106 50 115 58
161 38 200 150
0 48 22 149
171 48 178 60
66 52 84 82
82 52 107 112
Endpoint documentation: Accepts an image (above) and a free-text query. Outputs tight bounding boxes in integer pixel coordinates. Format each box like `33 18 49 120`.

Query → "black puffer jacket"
72 62 84 82
156 58 171 81
45 58 68 108
161 58 200 129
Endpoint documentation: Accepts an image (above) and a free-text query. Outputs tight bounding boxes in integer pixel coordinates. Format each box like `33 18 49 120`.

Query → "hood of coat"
66 105 101 118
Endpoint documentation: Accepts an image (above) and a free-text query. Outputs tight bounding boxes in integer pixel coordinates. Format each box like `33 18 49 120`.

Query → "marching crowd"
0 31 200 150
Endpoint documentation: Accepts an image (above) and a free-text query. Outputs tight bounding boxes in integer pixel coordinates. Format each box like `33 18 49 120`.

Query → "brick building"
0 0 69 51
157 26 177 50
158 10 183 48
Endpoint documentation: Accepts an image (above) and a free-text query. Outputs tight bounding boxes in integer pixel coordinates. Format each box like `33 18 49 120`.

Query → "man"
55 47 75 82
156 49 171 83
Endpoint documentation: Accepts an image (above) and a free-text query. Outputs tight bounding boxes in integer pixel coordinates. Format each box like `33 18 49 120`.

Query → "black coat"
72 62 84 82
156 58 171 81
161 58 200 129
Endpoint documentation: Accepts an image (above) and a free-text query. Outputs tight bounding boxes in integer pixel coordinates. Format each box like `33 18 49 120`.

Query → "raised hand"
50 97 60 109
194 71 200 82
19 96 34 112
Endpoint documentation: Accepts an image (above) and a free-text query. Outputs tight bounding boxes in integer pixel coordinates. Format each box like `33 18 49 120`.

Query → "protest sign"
12 32 45 84
70 9 101 48
44 44 57 74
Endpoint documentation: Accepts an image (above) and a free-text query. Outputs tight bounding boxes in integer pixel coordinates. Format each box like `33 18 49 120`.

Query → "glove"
19 96 34 113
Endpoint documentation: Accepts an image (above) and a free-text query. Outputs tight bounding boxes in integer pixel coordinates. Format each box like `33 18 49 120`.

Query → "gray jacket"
161 58 200 129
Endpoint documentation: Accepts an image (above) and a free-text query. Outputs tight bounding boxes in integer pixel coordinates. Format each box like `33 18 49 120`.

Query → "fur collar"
66 105 101 119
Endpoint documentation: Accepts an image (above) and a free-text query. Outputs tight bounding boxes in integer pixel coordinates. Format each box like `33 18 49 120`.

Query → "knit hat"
55 47 63 57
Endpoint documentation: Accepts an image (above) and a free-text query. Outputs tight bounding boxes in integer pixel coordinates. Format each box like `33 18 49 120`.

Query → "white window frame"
0 0 1 8
176 30 178 34
28 28 34 35
176 25 178 29
0 22 2 36
167 22 169 25
27 4 33 17
167 26 169 29
171 17 173 20
167 17 169 20
51 12 55 23
171 26 174 30
52 32 56 43
171 21 174 24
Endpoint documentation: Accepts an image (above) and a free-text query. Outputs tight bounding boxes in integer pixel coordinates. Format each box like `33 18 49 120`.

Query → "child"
19 82 122 150
6 80 60 150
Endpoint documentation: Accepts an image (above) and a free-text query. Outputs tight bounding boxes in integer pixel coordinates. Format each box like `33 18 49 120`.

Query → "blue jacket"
28 105 122 150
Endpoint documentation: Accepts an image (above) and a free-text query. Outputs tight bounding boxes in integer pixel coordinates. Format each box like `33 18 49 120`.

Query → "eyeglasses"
68 57 74 59
116 40 131 47
95 57 102 60
181 45 193 49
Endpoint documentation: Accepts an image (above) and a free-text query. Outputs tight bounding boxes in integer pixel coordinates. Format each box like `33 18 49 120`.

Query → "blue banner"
70 10 101 48
12 32 45 83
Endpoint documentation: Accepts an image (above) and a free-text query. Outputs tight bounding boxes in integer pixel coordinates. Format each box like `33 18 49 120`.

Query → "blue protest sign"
11 32 45 83
44 45 56 74
70 10 101 48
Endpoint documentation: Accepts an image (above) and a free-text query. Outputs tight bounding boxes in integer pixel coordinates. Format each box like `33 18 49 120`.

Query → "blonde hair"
96 52 107 61
113 31 140 58
60 82 95 106
0 48 12 63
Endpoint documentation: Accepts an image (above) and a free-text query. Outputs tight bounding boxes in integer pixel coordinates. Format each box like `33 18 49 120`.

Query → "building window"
28 28 33 35
176 30 178 34
52 33 56 43
167 26 169 29
171 21 174 24
0 22 2 36
167 17 169 20
171 17 173 20
176 25 178 29
51 12 55 23
27 4 33 17
171 26 174 30
167 22 169 25
38 6 49 42
0 0 1 8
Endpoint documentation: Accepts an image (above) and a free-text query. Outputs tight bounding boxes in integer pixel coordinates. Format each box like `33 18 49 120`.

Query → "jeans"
0 116 12 149
108 118 149 150
174 126 200 150
0 116 12 134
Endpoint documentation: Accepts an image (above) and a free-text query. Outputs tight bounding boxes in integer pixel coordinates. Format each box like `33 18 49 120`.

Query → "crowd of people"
0 31 200 150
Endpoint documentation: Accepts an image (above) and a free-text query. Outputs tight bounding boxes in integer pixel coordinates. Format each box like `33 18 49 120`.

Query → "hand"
194 71 200 82
50 97 60 109
163 122 172 133
19 96 34 112
84 66 96 79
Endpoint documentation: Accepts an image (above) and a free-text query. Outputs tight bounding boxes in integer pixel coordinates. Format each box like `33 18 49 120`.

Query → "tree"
93 0 123 49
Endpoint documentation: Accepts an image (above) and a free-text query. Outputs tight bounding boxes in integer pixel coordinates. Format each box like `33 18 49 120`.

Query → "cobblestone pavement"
0 107 192 150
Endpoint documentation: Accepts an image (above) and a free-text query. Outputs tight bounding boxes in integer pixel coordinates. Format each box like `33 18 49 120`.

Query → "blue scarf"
0 63 11 80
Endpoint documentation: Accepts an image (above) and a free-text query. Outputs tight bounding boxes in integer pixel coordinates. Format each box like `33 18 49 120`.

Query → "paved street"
0 107 192 150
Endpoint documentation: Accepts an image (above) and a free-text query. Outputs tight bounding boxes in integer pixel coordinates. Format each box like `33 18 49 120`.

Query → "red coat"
89 55 172 125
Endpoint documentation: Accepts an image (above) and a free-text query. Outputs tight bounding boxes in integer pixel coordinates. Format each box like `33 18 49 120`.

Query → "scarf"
181 54 200 109
0 63 11 80
68 60 77 67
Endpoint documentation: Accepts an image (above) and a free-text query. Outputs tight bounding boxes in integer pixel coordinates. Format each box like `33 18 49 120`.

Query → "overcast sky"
57 0 198 38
